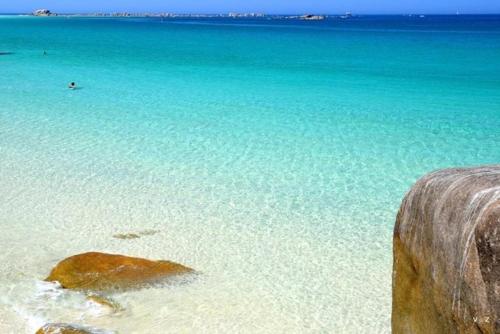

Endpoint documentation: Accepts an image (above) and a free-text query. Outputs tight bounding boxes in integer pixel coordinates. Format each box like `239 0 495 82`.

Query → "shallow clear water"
0 15 499 333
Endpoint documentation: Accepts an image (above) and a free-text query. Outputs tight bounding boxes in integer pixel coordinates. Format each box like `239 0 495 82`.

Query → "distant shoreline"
2 13 500 17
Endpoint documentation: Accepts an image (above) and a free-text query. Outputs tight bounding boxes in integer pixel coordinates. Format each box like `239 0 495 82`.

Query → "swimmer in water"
68 82 76 89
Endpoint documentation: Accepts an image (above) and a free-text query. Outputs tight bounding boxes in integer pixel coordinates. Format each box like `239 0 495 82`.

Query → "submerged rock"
112 230 160 240
138 229 160 236
35 323 93 334
392 165 500 334
45 252 193 291
86 294 122 313
112 233 140 240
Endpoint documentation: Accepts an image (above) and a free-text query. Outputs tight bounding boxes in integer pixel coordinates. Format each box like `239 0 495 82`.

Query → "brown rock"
86 294 122 313
45 252 193 291
35 323 92 334
392 165 500 334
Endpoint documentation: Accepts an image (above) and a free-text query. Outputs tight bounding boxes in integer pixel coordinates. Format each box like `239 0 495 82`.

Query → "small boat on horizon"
340 12 353 19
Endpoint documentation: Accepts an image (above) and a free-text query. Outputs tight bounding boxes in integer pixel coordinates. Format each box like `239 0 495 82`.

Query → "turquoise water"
0 15 499 333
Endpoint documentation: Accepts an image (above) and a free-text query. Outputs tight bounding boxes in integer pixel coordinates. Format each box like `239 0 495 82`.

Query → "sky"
1 0 500 15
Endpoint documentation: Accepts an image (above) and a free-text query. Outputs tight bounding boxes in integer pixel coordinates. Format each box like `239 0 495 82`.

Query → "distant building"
228 12 266 18
33 9 53 16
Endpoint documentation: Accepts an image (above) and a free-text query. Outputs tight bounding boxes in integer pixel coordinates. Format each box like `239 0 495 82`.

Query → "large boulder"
45 252 193 291
393 165 500 333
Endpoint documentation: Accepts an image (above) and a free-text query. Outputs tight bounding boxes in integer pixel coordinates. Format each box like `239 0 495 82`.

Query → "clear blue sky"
2 0 500 15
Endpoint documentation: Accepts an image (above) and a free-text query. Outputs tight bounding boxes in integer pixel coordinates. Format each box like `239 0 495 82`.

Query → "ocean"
0 15 499 333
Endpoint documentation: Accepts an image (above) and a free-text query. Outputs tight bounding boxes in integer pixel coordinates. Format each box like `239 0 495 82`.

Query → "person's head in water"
68 82 76 89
